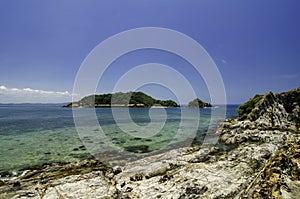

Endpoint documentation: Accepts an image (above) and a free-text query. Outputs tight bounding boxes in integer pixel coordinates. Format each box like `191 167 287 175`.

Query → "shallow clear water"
0 104 238 173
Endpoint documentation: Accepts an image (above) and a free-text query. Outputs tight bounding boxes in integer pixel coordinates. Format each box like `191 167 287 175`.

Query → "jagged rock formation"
238 87 300 131
219 87 300 198
1 87 299 198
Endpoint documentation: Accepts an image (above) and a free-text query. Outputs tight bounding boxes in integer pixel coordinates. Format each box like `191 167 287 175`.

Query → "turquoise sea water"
0 104 238 174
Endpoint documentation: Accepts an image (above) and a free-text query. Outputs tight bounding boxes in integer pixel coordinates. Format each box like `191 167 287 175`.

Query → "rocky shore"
0 87 299 199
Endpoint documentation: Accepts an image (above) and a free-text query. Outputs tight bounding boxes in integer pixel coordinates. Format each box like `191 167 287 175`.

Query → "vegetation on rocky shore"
237 94 263 119
236 87 300 130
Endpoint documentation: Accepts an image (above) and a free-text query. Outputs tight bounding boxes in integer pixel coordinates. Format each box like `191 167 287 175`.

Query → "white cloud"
0 85 7 90
221 59 227 64
0 85 72 103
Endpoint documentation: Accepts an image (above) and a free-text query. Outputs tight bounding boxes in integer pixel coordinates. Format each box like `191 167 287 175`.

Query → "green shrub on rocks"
237 94 263 119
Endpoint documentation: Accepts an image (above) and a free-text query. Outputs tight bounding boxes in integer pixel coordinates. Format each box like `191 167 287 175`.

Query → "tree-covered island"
64 91 179 108
64 92 213 108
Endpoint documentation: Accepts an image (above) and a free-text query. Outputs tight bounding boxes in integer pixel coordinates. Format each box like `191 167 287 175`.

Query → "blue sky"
0 0 299 104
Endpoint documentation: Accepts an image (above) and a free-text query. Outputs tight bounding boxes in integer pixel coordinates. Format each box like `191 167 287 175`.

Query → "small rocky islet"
0 87 299 198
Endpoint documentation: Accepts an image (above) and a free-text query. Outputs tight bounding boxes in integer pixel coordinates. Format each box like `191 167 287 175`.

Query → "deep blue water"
0 104 238 173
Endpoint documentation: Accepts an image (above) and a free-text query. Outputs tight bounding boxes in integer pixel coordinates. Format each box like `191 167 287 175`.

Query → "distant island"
188 98 213 108
64 92 212 108
64 91 179 108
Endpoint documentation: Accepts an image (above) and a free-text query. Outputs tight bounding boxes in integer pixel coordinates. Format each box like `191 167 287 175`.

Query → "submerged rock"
124 145 150 153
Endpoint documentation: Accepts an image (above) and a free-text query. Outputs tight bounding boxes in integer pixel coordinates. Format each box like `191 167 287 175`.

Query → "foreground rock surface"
0 87 299 199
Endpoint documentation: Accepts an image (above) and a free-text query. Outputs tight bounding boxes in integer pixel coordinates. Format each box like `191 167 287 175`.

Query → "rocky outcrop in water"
1 87 299 198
